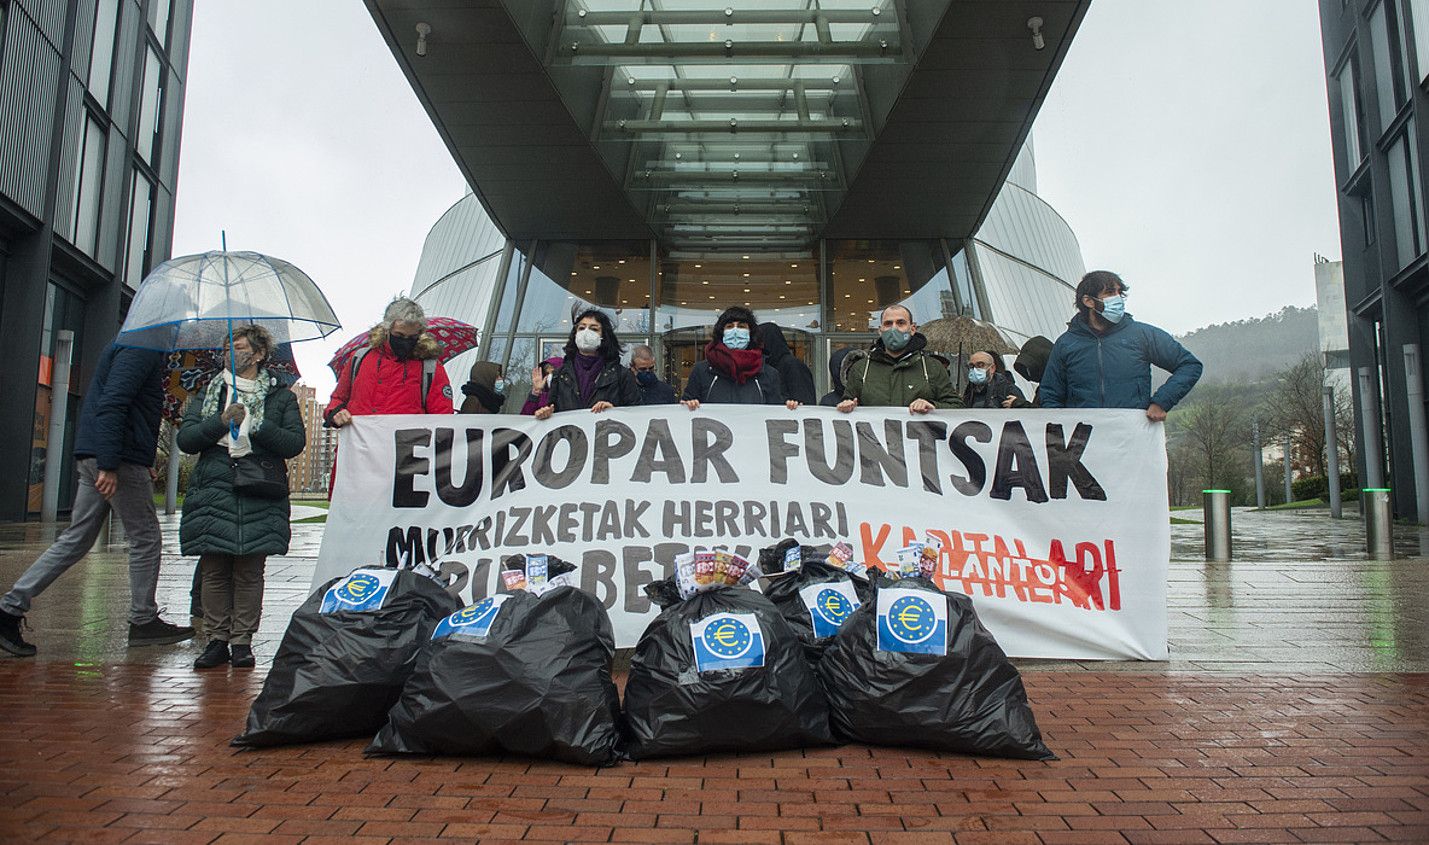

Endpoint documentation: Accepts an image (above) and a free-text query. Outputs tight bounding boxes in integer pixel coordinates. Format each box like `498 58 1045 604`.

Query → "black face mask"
389 334 418 360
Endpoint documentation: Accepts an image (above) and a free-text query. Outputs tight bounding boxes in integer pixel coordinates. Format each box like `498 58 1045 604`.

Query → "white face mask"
575 327 602 353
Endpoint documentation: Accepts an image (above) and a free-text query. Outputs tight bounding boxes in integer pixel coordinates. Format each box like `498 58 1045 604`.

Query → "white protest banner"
314 406 1168 659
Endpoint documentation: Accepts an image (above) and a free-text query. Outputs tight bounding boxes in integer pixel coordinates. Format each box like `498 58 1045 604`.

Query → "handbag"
232 454 289 499
216 383 289 499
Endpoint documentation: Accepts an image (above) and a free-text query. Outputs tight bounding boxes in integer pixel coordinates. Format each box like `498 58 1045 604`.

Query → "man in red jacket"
324 298 454 493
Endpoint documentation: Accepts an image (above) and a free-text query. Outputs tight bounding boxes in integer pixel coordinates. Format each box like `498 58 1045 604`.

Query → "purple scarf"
572 353 605 405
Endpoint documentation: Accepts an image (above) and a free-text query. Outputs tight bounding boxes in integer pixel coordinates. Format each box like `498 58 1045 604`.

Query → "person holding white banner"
534 309 641 420
837 304 961 415
682 306 795 410
1040 271 1202 422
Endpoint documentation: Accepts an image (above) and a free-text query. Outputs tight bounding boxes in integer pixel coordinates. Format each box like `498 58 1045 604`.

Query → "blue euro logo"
885 594 937 645
334 572 381 605
701 616 754 659
813 587 854 627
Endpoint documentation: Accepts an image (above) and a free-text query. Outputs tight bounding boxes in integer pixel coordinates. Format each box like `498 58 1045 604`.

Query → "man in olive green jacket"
838 305 962 414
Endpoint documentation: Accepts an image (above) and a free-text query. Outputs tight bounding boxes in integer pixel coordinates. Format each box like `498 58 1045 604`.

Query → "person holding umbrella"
325 297 455 426
179 325 305 669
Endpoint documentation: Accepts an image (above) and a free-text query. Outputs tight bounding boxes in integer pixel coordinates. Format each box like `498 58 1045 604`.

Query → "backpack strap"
349 347 370 385
422 358 437 412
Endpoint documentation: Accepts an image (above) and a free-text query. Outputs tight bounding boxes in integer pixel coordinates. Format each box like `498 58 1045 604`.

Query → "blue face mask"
723 327 751 350
636 370 658 387
1098 294 1126 324
493 378 507 396
881 328 911 352
967 367 989 385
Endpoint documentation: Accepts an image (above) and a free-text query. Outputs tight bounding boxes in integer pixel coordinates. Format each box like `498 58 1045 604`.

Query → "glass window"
87 0 120 109
1338 55 1366 167
520 241 651 335
70 115 106 257
125 171 154 287
950 246 981 319
148 0 171 46
827 240 950 333
1389 120 1425 268
136 48 162 164
657 252 820 333
1407 0 1429 82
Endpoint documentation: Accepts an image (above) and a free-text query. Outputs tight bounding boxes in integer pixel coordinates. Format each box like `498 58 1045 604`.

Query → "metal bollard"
1203 489 1232 562
1363 488 1394 559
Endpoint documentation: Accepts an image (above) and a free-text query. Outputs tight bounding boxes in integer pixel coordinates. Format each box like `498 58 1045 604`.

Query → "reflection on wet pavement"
0 506 1426 672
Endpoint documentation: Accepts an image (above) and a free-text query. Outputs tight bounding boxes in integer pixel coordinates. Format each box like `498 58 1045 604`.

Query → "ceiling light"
702 280 709 285
570 272 577 276
743 288 750 292
742 255 750 259
695 263 702 268
593 265 600 270
893 265 901 270
1028 16 1046 51
784 280 792 284
618 259 626 264
790 263 798 268
743 272 750 277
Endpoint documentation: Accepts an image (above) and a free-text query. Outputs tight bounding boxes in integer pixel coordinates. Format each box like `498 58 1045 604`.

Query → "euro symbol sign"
896 605 925 631
712 622 740 647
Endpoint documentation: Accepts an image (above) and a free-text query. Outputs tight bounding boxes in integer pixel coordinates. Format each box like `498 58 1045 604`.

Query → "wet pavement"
0 505 1426 844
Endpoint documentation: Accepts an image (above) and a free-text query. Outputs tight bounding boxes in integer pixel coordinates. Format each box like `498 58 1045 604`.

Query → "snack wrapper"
694 551 717 586
526 554 549 591
501 568 528 591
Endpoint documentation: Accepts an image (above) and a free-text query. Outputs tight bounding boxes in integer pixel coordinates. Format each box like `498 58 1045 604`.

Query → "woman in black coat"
682 306 790 409
756 322 817 406
534 309 640 418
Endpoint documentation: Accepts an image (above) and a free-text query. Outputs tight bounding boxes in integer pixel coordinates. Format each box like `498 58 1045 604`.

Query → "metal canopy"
365 0 1089 254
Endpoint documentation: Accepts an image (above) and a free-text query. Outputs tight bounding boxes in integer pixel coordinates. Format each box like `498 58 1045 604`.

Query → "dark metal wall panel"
15 0 67 49
108 0 139 144
94 117 125 271
70 0 97 82
52 76 84 244
0 8 61 219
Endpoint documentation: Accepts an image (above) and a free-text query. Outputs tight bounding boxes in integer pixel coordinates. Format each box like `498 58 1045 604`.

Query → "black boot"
193 639 230 669
229 644 255 669
0 611 35 657
129 617 195 647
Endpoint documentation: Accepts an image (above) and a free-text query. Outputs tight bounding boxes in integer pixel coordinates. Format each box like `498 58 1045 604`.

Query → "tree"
1262 353 1354 480
1167 383 1254 504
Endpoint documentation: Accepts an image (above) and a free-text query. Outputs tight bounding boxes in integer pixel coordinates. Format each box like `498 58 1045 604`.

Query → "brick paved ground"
0 664 1425 844
2 509 1428 843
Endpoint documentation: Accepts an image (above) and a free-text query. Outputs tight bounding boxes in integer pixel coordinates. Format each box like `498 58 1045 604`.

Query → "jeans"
199 553 266 645
0 459 162 625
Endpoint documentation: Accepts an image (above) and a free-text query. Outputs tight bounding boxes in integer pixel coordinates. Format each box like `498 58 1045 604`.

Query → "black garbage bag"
367 586 622 766
232 567 460 748
816 574 1054 760
621 580 834 760
758 541 872 659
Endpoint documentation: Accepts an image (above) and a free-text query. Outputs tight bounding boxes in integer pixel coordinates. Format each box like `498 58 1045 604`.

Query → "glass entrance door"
660 325 815 398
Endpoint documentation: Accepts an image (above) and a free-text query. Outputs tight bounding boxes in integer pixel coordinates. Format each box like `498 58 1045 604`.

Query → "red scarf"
704 341 764 385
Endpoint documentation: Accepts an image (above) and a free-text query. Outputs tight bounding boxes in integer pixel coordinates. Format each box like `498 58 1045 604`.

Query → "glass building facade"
412 139 1085 410
1320 0 1429 519
0 0 194 519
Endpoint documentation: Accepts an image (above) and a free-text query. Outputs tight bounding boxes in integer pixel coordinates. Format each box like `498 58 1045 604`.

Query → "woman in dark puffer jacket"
178 325 305 671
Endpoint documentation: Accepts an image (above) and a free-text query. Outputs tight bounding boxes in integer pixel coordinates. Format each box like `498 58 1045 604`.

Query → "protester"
325 298 455 425
682 307 791 409
0 343 192 658
459 361 506 414
838 305 961 414
819 348 867 407
757 323 817 406
178 325 305 670
1007 335 1053 408
1040 271 1202 421
630 345 677 405
522 356 563 415
533 310 640 419
323 298 454 494
963 350 1025 409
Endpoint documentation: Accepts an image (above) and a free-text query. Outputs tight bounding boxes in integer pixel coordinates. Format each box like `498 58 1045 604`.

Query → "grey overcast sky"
172 0 1341 398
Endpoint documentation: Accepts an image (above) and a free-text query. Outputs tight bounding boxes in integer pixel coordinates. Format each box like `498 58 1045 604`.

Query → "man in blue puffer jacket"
0 342 194 657
1040 270 1202 421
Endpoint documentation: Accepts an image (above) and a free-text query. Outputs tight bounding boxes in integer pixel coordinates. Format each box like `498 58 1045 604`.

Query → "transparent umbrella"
118 249 340 437
117 250 340 350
